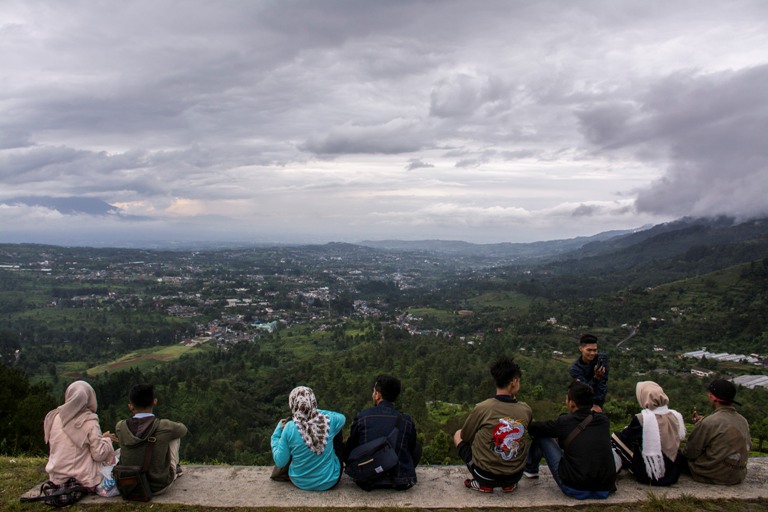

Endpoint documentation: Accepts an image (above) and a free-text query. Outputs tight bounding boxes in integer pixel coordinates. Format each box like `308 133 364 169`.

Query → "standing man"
343 375 421 491
684 379 751 485
524 381 616 500
453 357 532 493
569 333 608 412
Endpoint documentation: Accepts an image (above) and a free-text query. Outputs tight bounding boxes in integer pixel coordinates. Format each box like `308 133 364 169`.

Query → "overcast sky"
1 0 766 246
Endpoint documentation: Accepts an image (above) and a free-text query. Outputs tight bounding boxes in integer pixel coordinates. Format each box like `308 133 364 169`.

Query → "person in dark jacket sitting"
611 381 686 486
524 381 616 500
343 375 422 491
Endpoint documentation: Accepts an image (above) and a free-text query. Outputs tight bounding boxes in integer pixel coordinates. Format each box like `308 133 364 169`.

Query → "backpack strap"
386 413 404 446
20 478 91 504
140 418 159 473
563 413 593 450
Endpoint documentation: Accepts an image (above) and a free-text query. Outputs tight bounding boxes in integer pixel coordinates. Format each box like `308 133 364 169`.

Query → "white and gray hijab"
289 386 329 455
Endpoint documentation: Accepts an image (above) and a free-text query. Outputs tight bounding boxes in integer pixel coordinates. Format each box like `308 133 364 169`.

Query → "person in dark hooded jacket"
116 384 187 494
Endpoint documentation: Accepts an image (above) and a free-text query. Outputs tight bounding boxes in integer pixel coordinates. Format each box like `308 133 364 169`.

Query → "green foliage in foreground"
4 456 768 512
5 334 768 466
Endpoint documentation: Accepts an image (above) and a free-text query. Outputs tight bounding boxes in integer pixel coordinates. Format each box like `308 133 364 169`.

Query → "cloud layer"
1 0 766 245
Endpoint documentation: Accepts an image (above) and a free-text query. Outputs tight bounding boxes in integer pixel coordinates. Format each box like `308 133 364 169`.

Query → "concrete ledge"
27 459 768 508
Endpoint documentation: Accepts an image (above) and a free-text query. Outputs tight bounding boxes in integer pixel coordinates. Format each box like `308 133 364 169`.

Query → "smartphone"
596 354 608 369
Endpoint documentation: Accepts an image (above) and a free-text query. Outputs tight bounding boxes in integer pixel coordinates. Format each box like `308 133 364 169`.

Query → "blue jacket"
343 400 421 488
271 409 345 491
569 355 608 407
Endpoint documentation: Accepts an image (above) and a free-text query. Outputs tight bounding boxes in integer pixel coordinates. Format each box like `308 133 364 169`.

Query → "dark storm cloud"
429 74 512 119
300 119 430 155
406 159 434 171
0 129 32 150
576 65 768 219
1 0 767 244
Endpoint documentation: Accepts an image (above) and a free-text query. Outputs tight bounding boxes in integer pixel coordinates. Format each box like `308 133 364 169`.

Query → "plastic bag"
95 448 120 497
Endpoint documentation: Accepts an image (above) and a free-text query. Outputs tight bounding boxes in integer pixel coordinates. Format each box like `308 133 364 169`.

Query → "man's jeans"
526 437 564 489
526 437 611 500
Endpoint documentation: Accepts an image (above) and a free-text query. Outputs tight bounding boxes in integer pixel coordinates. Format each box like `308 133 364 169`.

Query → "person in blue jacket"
568 333 608 412
270 386 345 491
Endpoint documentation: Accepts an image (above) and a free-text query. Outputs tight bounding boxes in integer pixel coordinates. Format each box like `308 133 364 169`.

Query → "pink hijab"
44 381 100 447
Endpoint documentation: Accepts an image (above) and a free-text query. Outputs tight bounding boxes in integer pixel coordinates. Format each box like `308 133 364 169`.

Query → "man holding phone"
568 334 608 412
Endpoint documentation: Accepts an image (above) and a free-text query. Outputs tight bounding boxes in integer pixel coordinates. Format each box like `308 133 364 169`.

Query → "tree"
751 417 768 454
0 364 56 455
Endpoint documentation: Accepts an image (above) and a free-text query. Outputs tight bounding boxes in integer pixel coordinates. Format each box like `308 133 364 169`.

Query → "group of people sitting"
43 381 187 497
40 333 752 501
270 376 422 491
447 336 751 498
450 356 750 499
268 334 752 499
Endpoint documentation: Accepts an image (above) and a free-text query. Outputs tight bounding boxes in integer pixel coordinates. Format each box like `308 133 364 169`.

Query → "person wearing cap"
568 334 608 412
683 379 751 485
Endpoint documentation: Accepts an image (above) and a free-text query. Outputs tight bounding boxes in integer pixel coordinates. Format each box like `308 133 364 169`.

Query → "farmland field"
86 344 208 375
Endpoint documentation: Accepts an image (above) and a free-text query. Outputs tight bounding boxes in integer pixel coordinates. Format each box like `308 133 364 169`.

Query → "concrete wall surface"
25 459 768 508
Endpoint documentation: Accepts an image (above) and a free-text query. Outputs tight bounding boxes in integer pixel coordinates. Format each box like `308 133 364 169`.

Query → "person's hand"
102 431 118 443
692 407 703 424
591 404 603 413
279 418 289 427
594 365 606 381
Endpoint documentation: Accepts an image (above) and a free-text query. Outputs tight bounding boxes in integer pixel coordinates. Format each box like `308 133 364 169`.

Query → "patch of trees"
0 365 56 455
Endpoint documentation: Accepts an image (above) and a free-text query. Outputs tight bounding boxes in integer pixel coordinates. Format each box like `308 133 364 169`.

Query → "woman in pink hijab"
44 380 117 489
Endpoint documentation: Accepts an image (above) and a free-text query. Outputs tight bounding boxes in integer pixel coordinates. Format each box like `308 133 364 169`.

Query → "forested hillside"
1 217 768 464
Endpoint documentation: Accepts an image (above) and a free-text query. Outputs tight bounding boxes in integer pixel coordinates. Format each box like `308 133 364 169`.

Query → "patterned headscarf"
635 381 685 480
289 386 329 455
43 380 100 446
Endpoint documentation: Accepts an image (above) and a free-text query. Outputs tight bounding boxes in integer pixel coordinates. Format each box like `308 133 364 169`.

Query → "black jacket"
529 409 616 492
343 400 421 488
569 356 608 406
614 415 684 486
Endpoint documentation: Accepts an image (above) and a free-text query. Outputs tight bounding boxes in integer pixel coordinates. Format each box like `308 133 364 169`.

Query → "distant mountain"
359 228 640 261
557 216 768 265
7 196 120 215
516 216 768 298
6 196 149 220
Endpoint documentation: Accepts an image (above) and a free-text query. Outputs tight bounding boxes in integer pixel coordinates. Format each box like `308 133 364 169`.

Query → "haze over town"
1 1 766 247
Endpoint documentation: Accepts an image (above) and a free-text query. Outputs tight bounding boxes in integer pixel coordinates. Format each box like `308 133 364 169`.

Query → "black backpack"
20 477 91 507
345 414 403 482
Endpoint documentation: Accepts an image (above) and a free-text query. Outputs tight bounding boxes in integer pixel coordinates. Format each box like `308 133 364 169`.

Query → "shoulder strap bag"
346 413 403 482
562 413 593 450
113 420 158 502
